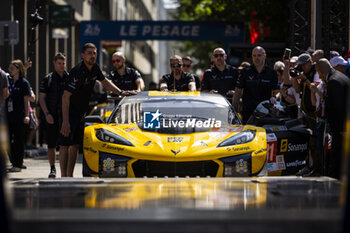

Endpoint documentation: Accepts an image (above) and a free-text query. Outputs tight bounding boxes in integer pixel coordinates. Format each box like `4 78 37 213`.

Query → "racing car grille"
132 160 219 177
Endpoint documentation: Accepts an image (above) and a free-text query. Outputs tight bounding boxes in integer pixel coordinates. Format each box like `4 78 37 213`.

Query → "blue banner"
81 21 244 42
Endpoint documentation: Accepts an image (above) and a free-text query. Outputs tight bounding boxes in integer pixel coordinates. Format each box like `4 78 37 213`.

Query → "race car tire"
82 155 92 177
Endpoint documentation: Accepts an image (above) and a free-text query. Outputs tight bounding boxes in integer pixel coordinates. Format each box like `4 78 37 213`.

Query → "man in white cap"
329 55 350 78
289 56 298 69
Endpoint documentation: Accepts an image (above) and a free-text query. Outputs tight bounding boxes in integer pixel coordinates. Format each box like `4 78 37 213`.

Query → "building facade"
0 0 168 97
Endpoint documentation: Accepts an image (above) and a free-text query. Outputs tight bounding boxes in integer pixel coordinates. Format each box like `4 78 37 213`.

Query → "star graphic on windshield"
151 109 162 122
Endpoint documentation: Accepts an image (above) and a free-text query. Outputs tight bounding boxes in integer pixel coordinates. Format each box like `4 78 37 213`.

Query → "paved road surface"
3 148 344 233
6 148 83 179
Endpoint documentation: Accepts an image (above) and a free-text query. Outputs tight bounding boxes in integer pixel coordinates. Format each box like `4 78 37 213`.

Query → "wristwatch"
44 111 49 116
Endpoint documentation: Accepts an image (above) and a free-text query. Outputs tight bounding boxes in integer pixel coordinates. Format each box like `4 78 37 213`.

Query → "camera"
290 65 303 78
283 48 291 60
295 65 302 73
30 11 44 27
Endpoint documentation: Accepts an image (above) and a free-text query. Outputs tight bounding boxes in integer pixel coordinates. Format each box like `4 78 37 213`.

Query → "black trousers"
328 132 342 179
303 114 320 173
8 123 26 167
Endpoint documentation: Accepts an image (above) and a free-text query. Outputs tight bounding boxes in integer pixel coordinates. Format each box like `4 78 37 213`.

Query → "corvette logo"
171 149 180 155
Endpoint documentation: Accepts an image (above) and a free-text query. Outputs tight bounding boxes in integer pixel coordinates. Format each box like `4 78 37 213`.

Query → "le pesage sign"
81 21 244 42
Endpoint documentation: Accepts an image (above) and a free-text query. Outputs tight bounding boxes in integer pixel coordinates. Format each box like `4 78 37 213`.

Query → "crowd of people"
0 42 349 180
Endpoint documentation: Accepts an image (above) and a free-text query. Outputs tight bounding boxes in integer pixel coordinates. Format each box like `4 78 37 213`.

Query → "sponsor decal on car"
266 133 277 142
148 91 200 96
84 147 97 154
267 133 277 163
287 143 308 152
102 144 125 151
280 139 288 152
286 160 306 168
143 110 162 129
226 146 250 152
163 118 221 128
103 158 115 171
143 109 222 129
280 139 308 153
167 137 184 143
124 126 138 132
254 148 266 154
267 155 286 171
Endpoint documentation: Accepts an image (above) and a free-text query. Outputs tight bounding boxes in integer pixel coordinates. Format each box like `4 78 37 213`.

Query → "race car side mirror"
84 115 104 124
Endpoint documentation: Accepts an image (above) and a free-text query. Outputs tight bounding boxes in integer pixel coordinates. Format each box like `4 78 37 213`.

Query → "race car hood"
84 123 266 162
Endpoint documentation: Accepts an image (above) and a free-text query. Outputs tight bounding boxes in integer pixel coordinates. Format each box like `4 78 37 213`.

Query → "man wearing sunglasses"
233 46 279 124
60 43 136 177
201 48 238 99
108 51 145 92
182 56 200 91
160 55 196 92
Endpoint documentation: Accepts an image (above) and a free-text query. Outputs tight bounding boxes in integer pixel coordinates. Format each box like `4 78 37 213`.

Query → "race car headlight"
217 130 256 147
96 128 134 146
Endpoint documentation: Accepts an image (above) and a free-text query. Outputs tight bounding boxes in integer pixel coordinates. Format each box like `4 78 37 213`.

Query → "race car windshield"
109 96 239 134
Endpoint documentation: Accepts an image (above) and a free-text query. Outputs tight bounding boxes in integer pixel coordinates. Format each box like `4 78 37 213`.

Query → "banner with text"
81 20 244 43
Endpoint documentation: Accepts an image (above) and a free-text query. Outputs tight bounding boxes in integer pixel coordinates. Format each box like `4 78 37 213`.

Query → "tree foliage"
173 0 288 69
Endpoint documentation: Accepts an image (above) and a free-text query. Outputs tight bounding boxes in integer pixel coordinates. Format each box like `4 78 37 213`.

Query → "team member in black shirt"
233 46 279 124
108 51 145 92
60 43 135 177
6 60 31 172
182 56 200 90
39 52 68 178
160 55 196 91
201 48 238 97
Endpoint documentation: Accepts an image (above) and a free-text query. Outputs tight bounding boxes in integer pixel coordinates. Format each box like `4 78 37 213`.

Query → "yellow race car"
88 96 123 120
83 91 267 177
